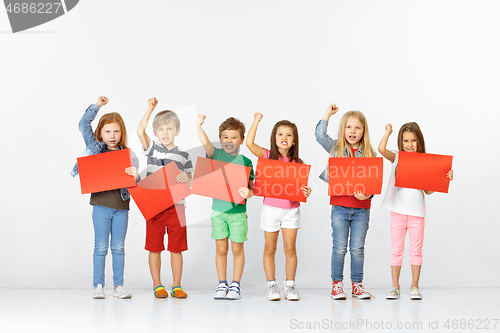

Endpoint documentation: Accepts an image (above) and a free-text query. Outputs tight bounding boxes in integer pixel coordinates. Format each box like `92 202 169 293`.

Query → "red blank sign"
128 162 191 220
395 151 453 193
328 157 383 196
191 157 251 204
77 148 135 194
254 158 311 203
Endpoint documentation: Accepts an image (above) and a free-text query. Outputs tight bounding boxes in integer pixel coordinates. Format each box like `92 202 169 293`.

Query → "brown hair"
331 111 376 157
219 117 246 139
153 110 181 132
269 120 303 163
397 122 426 153
94 112 128 149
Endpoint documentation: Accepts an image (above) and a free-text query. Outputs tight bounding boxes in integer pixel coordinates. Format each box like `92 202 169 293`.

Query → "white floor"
0 288 498 333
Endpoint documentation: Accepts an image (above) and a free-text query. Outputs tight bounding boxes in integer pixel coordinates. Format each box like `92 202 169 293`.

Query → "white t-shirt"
381 151 426 217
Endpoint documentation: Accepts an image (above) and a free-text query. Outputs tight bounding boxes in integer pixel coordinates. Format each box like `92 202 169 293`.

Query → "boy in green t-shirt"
196 115 255 300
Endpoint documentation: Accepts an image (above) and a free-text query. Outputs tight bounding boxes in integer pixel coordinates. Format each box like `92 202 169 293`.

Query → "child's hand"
385 124 392 134
125 167 139 180
176 172 189 183
238 187 252 199
254 112 263 122
447 170 453 181
148 97 158 110
96 96 109 107
327 103 339 115
197 114 206 127
302 185 312 198
354 191 370 200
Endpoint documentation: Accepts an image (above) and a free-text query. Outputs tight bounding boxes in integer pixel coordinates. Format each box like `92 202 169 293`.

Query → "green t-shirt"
210 147 255 214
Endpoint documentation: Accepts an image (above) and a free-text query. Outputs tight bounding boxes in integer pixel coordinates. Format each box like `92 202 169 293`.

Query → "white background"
0 0 498 290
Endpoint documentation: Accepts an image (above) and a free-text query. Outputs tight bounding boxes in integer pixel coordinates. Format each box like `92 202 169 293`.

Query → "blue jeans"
92 205 129 287
330 205 370 283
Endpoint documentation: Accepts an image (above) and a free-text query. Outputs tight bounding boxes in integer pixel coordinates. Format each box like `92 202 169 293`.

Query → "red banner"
395 152 453 193
254 158 311 202
128 162 191 220
328 157 383 196
191 157 251 204
77 148 135 194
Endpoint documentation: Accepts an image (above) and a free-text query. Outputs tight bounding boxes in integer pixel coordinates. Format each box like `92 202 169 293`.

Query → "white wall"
0 0 498 290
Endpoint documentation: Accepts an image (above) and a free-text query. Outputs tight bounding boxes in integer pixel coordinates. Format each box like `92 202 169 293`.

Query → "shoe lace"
286 285 297 296
269 283 279 295
353 283 375 298
353 283 365 294
332 282 344 294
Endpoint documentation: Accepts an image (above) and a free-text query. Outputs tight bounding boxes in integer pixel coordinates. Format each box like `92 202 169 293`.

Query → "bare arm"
378 124 396 163
246 112 266 158
137 97 158 150
196 115 214 158
322 103 339 121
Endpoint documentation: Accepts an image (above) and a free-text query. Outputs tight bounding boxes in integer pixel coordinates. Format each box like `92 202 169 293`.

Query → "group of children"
72 97 453 302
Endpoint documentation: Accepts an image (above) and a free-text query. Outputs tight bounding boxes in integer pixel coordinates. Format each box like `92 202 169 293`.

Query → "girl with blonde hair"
315 103 376 300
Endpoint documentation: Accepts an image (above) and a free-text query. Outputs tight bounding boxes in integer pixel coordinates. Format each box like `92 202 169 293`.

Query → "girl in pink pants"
378 122 453 300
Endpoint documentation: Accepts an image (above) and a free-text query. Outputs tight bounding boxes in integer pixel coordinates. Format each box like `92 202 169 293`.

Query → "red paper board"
395 151 453 193
254 158 311 202
328 157 383 196
191 157 251 204
129 162 191 220
77 148 135 194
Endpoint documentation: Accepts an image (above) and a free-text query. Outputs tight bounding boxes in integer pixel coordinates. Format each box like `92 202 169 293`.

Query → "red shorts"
145 204 188 253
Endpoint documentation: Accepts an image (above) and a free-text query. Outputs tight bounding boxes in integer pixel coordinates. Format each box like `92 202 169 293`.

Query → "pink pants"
390 211 425 266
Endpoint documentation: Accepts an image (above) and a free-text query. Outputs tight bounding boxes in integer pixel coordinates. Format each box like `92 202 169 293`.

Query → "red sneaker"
331 281 346 300
351 282 373 299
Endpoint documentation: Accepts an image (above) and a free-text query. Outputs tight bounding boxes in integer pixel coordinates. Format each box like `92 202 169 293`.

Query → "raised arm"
378 124 396 163
196 115 214 158
315 103 339 152
137 97 158 150
78 96 108 146
322 103 338 121
246 112 266 158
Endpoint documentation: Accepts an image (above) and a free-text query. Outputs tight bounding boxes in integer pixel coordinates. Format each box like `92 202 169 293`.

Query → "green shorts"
211 210 248 243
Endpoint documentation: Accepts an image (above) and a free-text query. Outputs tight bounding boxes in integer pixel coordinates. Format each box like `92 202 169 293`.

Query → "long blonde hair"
331 111 376 157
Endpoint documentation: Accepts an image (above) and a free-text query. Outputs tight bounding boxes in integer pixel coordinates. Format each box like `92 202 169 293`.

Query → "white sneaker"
410 287 422 300
93 284 105 299
386 287 400 300
214 283 228 300
225 282 241 300
113 286 132 299
267 280 281 301
283 280 300 301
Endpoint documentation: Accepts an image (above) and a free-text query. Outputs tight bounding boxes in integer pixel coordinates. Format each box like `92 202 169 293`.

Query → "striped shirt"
142 140 193 177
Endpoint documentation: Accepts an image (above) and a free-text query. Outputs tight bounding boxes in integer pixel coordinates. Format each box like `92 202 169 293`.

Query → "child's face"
275 126 294 151
220 129 243 156
154 121 180 149
402 131 418 152
100 122 122 150
344 117 364 149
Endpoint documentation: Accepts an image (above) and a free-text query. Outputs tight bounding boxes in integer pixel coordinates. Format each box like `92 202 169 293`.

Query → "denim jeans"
330 205 370 283
92 205 129 287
